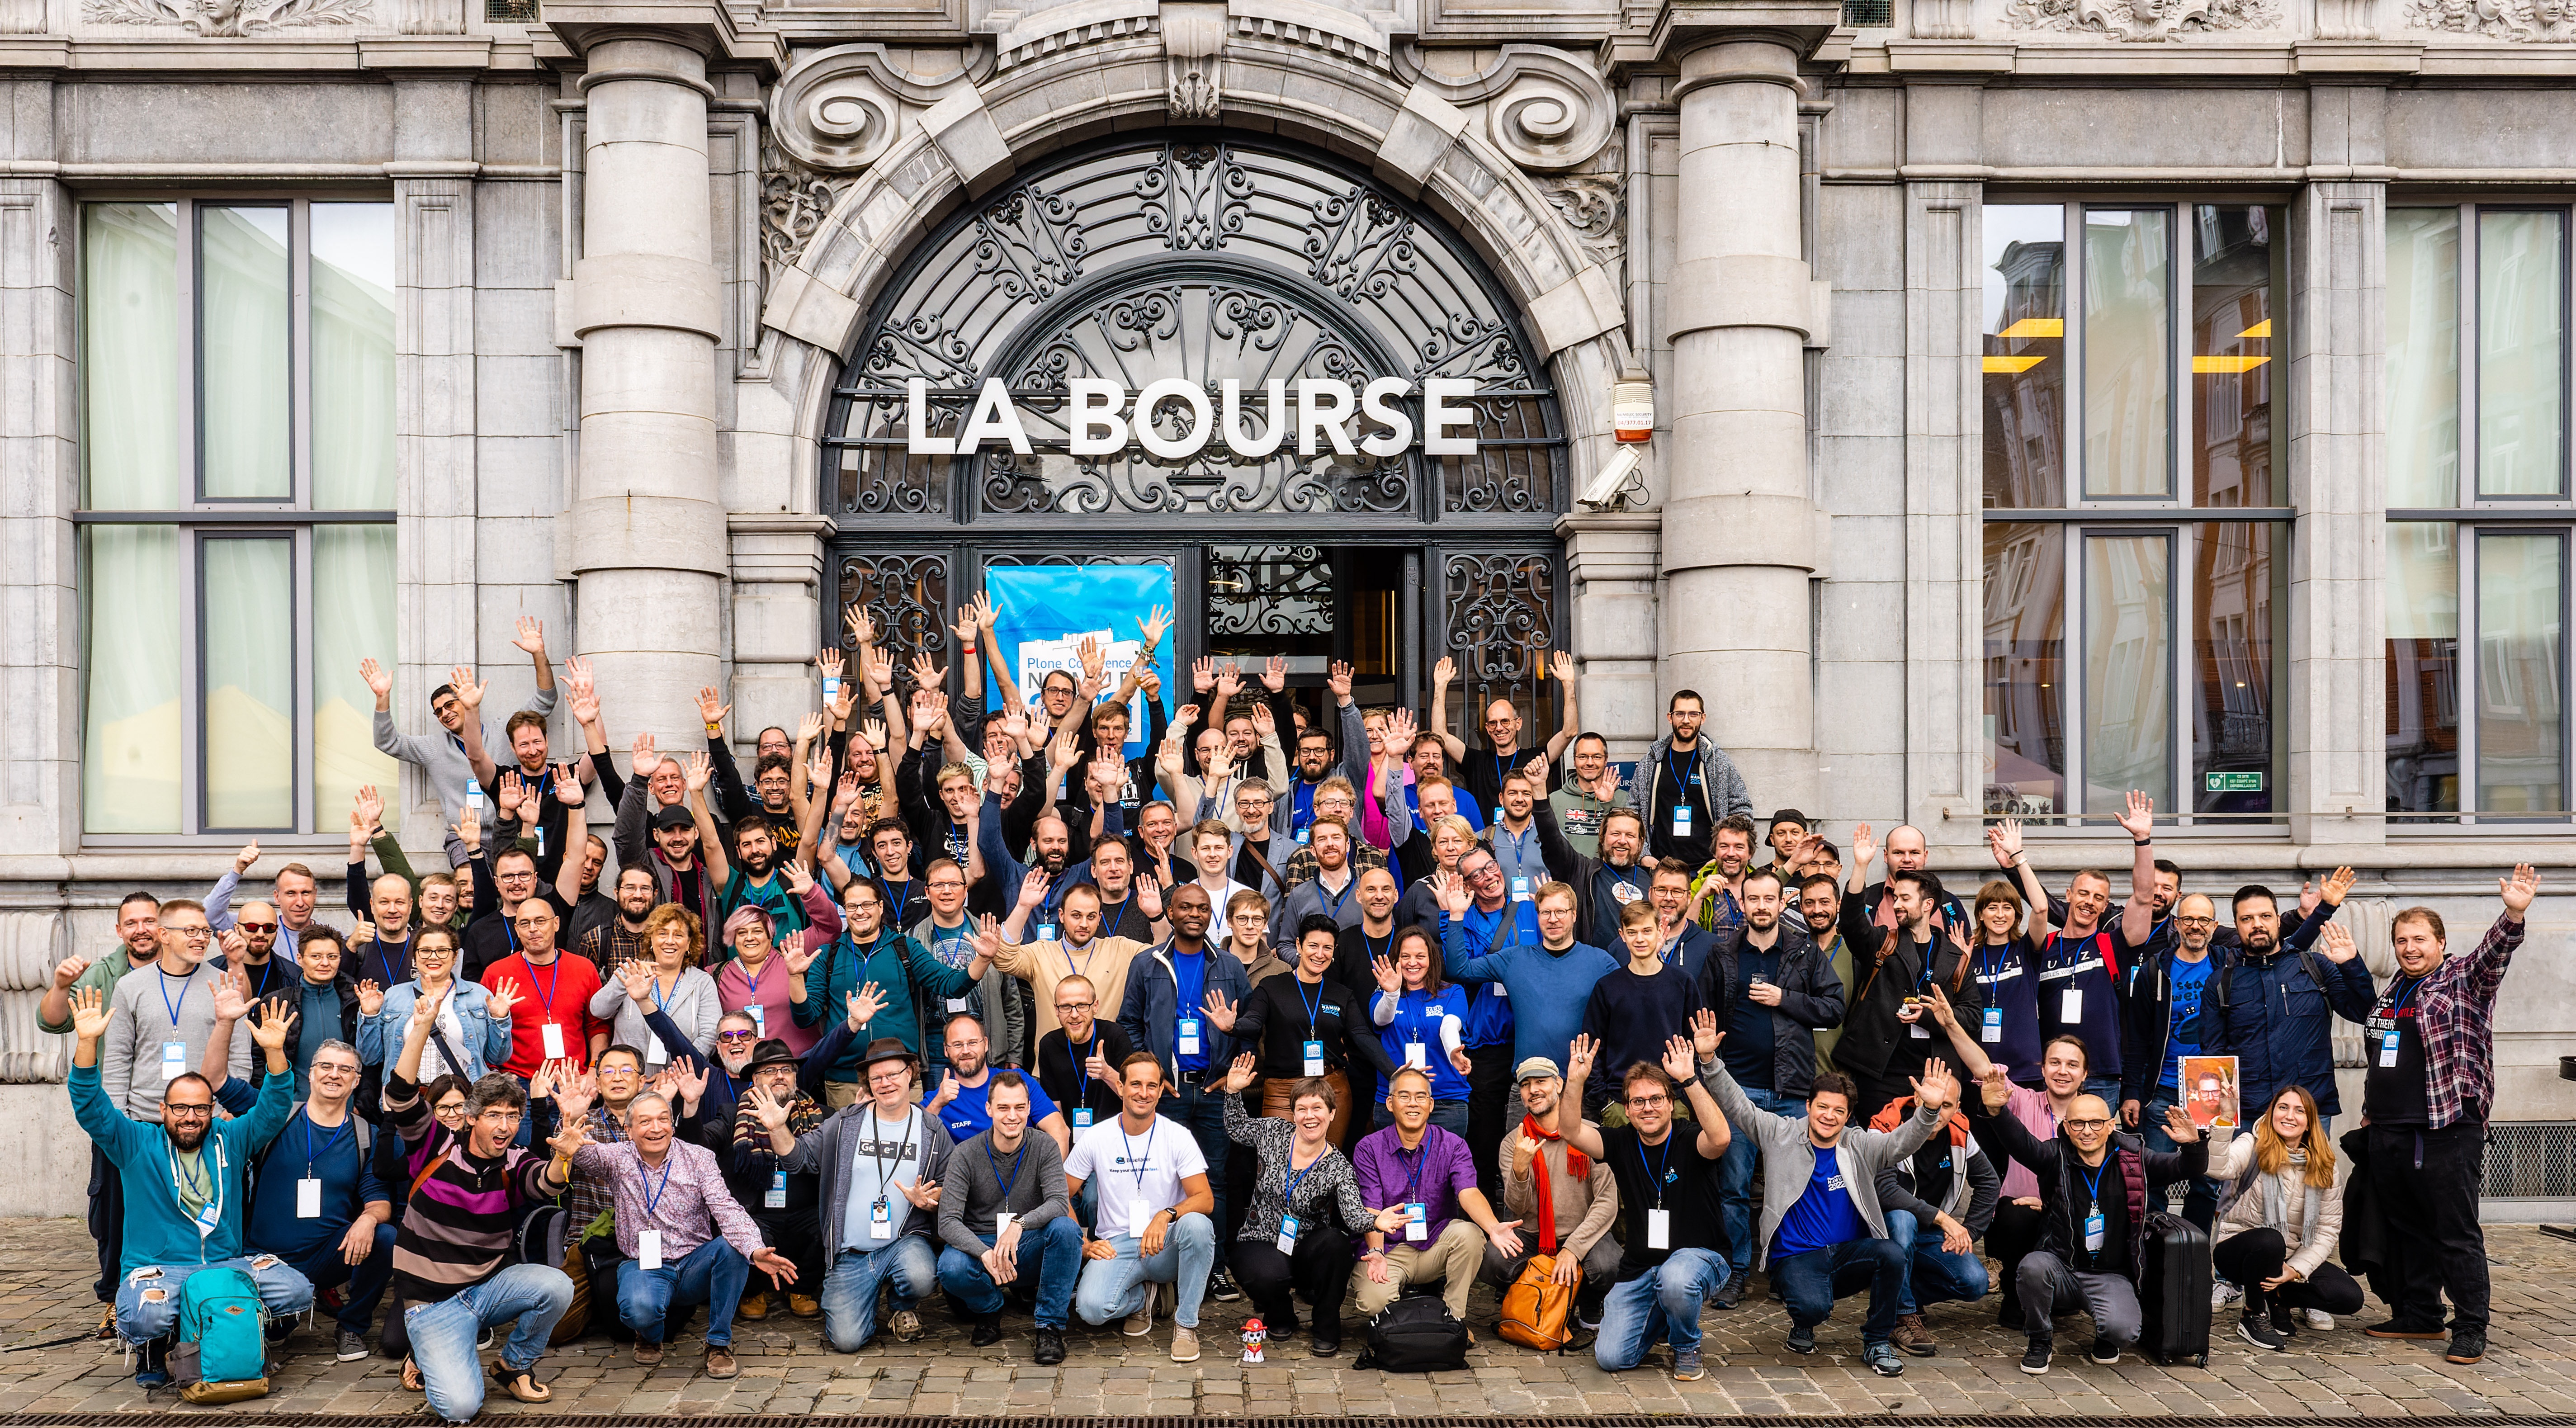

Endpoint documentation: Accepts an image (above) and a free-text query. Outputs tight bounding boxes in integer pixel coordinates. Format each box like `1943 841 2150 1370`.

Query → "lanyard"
1296 976 1327 1038
1318 874 1356 922
649 972 676 1012
1978 939 2010 985
2077 1158 2107 1215
1097 891 1134 937
641 1151 676 1217
742 955 770 1002
870 1110 916 1200
1662 747 1698 799
1398 988 1439 1046
1398 1143 1427 1204
1491 751 1516 797
301 1112 350 1177
1074 1032 1097 1107
1062 938 1097 980
371 933 409 988
879 878 916 925
1363 930 1392 966
1282 1153 1320 1210
529 955 563 1022
1121 1124 1154 1201
1635 1130 1674 1208
2386 973 2427 1018
987 1138 1028 1201
242 958 280 1002
156 966 193 1031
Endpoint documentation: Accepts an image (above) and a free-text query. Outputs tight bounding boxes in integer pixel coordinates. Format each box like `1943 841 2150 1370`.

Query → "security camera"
1576 445 1647 511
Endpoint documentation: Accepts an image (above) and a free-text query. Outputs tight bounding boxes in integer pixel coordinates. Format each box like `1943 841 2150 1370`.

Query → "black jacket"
1834 897 1986 1083
1966 1095 2205 1284
1698 922 1845 1100
1531 797 1650 950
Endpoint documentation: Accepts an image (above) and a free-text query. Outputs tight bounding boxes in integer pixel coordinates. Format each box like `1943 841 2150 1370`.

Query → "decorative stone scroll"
767 44 982 174
1398 44 1615 174
760 131 856 285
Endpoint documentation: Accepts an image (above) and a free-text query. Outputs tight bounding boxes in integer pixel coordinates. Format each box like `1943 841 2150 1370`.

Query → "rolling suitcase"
2136 1209 2212 1367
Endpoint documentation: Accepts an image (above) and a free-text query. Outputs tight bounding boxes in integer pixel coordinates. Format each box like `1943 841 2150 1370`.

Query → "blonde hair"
2252 1083 2337 1188
640 903 705 966
1225 889 1271 922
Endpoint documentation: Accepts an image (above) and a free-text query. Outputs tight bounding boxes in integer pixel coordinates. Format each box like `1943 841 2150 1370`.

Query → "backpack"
1355 1293 1471 1372
169 1265 269 1404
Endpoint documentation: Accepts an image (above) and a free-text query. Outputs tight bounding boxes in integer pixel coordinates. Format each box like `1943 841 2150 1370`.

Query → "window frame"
1982 195 2294 831
74 191 398 846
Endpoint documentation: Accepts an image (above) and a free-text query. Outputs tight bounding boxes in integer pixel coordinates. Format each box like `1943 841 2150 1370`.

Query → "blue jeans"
818 1236 936 1353
1593 1246 1725 1370
937 1216 1085 1328
1770 1236 1908 1345
615 1238 750 1348
1882 1209 1990 1315
2081 1073 2124 1105
1718 1085 1803 1272
115 1255 315 1345
1072 1212 1216 1331
1166 1080 1231 1270
2143 1095 2220 1230
281 1221 399 1334
405 1263 574 1423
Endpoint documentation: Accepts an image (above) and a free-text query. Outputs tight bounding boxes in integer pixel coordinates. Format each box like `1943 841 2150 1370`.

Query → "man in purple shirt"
1348 1065 1526 1321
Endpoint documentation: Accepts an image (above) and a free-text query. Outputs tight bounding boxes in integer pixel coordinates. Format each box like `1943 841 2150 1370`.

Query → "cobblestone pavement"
1 1217 2571 1419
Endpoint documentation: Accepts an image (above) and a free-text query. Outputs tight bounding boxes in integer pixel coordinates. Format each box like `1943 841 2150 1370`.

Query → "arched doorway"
821 131 1569 728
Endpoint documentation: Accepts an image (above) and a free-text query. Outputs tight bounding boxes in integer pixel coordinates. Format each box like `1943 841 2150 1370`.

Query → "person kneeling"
1556 1031 1732 1381
936 1071 1083 1363
1694 1009 1960 1377
1066 1053 1219 1362
1964 1064 2206 1374
1867 1092 1998 1356
761 1037 949 1353
2212 1084 2363 1351
1349 1066 1527 1330
1483 1057 1623 1334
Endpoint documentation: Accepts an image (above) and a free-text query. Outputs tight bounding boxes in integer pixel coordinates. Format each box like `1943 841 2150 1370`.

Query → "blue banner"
984 563 1177 758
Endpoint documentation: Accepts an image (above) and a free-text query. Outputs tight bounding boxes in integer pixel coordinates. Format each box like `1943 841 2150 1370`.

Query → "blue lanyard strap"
641 1153 676 1216
1282 1155 1318 1210
1296 976 1326 1037
2386 974 2427 1017
2077 1159 2107 1211
156 967 191 1030
1399 1144 1427 1203
1122 1125 1153 1197
987 1139 1028 1200
1635 1130 1674 1207
1319 875 1355 920
1074 1032 1096 1104
302 1113 350 1175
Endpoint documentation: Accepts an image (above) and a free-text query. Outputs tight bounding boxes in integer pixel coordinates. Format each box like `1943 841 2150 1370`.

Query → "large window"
1983 201 2287 822
80 199 399 837
2387 203 2573 819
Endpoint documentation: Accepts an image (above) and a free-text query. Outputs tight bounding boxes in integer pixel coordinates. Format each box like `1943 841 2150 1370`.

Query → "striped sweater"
385 1070 562 1302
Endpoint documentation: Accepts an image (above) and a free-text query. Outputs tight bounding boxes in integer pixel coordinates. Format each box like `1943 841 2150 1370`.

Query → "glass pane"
2387 208 2462 508
199 206 292 501
81 526 182 832
314 525 400 827
2478 210 2565 497
2084 208 2172 498
2476 532 2564 813
1983 521 2066 816
1983 205 2066 509
81 203 182 511
311 204 397 510
2386 521 2461 814
2085 532 2172 809
2191 206 2282 507
202 535 294 829
2191 522 2282 813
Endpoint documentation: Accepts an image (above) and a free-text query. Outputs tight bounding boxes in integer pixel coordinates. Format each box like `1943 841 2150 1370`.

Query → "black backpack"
1355 1294 1471 1372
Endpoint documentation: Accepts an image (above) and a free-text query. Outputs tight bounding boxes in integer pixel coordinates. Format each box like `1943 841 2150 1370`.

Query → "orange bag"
1495 1252 1578 1351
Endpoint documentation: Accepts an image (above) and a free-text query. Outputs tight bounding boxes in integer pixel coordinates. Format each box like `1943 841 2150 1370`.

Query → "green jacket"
40 945 140 1036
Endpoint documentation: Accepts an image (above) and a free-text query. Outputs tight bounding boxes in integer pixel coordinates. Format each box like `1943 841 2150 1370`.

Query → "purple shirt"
1349 1123 1478 1257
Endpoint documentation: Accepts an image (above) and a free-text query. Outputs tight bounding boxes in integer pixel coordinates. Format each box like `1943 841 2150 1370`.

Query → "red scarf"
1521 1114 1590 1253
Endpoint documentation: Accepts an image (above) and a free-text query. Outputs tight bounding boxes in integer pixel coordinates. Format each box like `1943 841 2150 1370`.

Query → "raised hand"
1924 981 1958 1030
527 1059 562 1103
906 651 944 695
695 685 730 728
2163 1103 2202 1144
845 981 886 1030
1434 870 1471 917
1259 654 1287 693
2115 788 2154 842
796 711 827 747
1371 955 1400 995
1076 634 1105 684
2502 862 2540 917
2321 865 2358 907
1548 649 1575 685
1016 868 1050 912
1563 1033 1598 1089
781 857 814 897
1988 818 2024 866
782 938 819 977
211 967 251 1024
1219 1051 1257 1095
453 806 480 851
359 657 393 699
843 605 878 650
1048 730 1081 772
1250 703 1276 740
547 1118 591 1161
2316 921 2359 965
511 616 547 658
618 958 656 1008
357 980 386 1017
1213 660 1243 703
1659 1033 1698 1085
555 1069 598 1125
807 748 833 795
69 986 112 1042
411 986 447 1032
49 954 90 993
746 1084 795 1135
354 783 386 836
862 648 894 694
1191 656 1215 695
492 770 526 823
553 761 585 809
1850 821 1876 869
1327 660 1354 702
247 1003 296 1054
669 1058 709 1108
629 733 661 782
445 665 486 712
1979 1062 2011 1111
683 750 713 794
1432 655 1457 691
1139 605 1171 651
484 979 519 1022
1382 706 1418 760
962 591 996 636
234 839 261 875
1199 989 1238 1033
1689 1007 1722 1059
1911 1056 1960 1111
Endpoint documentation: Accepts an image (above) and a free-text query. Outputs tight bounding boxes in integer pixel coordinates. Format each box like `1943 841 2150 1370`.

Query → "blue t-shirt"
925 1073 1062 1142
1172 950 1210 1076
1374 987 1473 1101
1771 1144 1866 1260
1405 782 1487 832
1723 946 1783 1090
2159 954 2214 1093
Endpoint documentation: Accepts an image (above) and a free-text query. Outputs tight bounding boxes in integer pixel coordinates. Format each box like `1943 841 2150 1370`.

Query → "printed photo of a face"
2178 1055 2240 1128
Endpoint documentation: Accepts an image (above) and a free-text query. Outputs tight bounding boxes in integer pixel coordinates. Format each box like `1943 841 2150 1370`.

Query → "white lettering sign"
906 378 1482 456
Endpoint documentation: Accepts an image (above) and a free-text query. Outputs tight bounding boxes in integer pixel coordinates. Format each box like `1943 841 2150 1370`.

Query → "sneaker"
265 1317 295 1347
1785 1323 1816 1355
1863 1340 1905 1377
2238 1310 2287 1352
96 1305 116 1340
335 1329 369 1363
478 1327 496 1352
2305 1310 2335 1332
970 1313 1003 1347
737 1293 770 1321
1123 1283 1158 1337
2445 1329 2486 1365
634 1341 663 1367
1576 1310 1602 1333
704 1348 738 1380
2271 1304 2300 1338
2364 1319 2449 1340
2212 1278 2244 1310
1170 1326 1201 1362
2020 1336 2053 1375
1891 1311 1938 1357
1210 1268 1242 1302
890 1308 924 1343
1034 1326 1067 1365
1671 1347 1705 1381
2087 1336 2121 1366
1712 1268 1748 1310
133 1339 170 1391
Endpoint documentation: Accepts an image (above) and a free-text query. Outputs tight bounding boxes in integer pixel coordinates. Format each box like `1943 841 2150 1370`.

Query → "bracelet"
2132 837 2152 846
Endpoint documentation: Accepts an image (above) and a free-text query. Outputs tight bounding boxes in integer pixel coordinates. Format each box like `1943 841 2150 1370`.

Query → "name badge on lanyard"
1404 1040 1427 1069
2083 1206 2106 1253
1404 1201 1427 1243
1672 805 1693 837
1510 876 1531 903
749 1003 767 1035
766 1170 788 1208
1178 1017 1202 1056
638 1229 664 1271
1302 1040 1325 1076
1036 922 1057 944
540 1022 566 1060
1646 1207 1671 1250
162 1041 187 1082
1981 1006 2004 1045
1072 1106 1095 1130
870 1199 894 1234
296 1177 322 1219
1276 1214 1300 1254
2378 1021 2402 1068
2060 987 2083 1021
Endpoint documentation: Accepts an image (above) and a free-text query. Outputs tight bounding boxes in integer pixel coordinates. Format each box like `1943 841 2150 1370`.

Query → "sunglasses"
237 921 279 934
718 1030 759 1042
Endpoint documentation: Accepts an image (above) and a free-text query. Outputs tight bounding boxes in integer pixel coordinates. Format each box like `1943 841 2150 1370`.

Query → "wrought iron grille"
834 551 950 679
1206 544 1334 637
823 136 1563 525
1443 549 1564 748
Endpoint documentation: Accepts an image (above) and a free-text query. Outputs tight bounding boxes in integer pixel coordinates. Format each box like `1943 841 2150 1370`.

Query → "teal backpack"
169 1265 269 1401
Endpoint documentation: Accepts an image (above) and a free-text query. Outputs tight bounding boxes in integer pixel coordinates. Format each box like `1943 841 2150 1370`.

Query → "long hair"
1390 925 1448 997
2252 1083 2336 1188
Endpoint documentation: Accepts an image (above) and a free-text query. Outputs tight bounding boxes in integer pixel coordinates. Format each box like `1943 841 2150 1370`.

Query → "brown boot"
789 1294 822 1319
1891 1312 1938 1357
737 1293 770 1321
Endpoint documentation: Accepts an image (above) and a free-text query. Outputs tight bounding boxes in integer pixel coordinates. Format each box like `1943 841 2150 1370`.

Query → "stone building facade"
0 0 2571 1212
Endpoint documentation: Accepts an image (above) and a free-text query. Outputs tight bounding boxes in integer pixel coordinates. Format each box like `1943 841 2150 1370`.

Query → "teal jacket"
791 930 973 1081
71 1060 296 1276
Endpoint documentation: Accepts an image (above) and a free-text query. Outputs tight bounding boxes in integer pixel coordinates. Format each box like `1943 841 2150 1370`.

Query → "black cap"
651 804 695 831
1768 808 1810 830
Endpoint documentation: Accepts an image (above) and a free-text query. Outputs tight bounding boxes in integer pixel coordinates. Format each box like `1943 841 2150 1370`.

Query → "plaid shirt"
2391 909 2525 1129
579 920 647 979
567 1103 633 1236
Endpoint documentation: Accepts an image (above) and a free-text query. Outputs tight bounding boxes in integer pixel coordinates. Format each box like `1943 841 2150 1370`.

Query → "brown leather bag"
1495 1252 1578 1350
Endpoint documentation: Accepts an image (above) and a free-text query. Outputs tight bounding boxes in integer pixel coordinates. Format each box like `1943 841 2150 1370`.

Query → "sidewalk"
2 1217 2567 1418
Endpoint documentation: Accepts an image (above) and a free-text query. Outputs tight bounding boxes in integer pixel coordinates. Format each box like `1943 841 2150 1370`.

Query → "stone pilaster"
1557 511 1662 765
0 175 75 856
1903 180 1985 847
395 175 480 848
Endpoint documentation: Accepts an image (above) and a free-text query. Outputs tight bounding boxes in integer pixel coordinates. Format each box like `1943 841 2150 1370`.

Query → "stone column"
2285 178 2388 850
564 29 728 738
1659 20 1834 812
1559 511 1663 766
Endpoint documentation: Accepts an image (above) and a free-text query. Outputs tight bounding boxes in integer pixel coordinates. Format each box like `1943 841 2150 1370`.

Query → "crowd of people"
45 612 2539 1417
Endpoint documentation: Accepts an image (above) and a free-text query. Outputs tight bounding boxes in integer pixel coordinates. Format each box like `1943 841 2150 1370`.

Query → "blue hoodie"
73 1061 296 1276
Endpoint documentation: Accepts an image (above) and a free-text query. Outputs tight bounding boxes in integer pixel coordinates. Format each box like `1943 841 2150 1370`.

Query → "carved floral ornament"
2404 0 2576 39
82 0 366 33
2003 0 2278 38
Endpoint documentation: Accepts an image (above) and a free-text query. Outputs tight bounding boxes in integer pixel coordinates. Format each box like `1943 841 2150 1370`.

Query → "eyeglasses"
237 921 278 934
2175 916 2218 927
1484 716 1515 727
2064 1118 2111 1131
168 926 213 941
1625 1094 1668 1109
433 1103 468 1119
717 1030 758 1042
1056 1000 1095 1013
927 880 965 891
163 1102 213 1117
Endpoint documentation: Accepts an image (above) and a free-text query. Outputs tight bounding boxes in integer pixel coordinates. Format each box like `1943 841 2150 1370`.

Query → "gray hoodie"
1696 1055 1941 1269
373 687 557 861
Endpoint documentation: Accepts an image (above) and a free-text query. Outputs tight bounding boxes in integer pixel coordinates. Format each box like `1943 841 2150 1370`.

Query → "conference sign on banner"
985 563 1178 759
904 377 1484 456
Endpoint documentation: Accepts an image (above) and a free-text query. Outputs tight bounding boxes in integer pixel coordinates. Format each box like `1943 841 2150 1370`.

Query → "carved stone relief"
2404 0 2571 39
1400 44 1615 172
81 0 366 30
761 130 855 287
1538 171 1622 288
2004 0 2278 38
767 43 981 173
1165 1 1225 121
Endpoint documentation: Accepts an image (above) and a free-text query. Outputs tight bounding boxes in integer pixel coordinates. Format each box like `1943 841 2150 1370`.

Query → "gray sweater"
588 967 722 1062
937 1126 1069 1255
1697 1055 1941 1269
101 959 251 1119
373 689 557 858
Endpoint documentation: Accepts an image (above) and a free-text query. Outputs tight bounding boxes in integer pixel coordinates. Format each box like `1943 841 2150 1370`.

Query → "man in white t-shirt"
1064 1052 1217 1362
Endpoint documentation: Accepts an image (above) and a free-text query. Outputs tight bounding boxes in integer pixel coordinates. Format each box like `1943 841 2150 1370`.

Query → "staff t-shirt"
839 1108 926 1252
925 1073 1062 1143
1771 1145 1865 1260
2158 955 2214 1093
1969 937 2042 1075
1065 1115 1207 1238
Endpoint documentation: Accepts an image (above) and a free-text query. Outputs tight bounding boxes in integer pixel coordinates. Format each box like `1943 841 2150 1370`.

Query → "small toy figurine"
1240 1316 1267 1363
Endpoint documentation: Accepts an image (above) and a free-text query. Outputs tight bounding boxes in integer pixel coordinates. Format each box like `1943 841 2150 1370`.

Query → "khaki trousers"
1348 1218 1483 1320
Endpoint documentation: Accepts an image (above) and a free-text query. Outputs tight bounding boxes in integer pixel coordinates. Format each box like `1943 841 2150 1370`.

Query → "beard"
742 844 776 876
168 1120 210 1153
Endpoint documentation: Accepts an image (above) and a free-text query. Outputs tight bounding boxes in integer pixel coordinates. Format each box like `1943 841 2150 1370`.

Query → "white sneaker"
2305 1310 2335 1331
2211 1280 2244 1310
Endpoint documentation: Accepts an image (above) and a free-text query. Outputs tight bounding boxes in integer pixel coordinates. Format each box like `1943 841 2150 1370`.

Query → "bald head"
369 873 415 933
1885 825 1928 872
